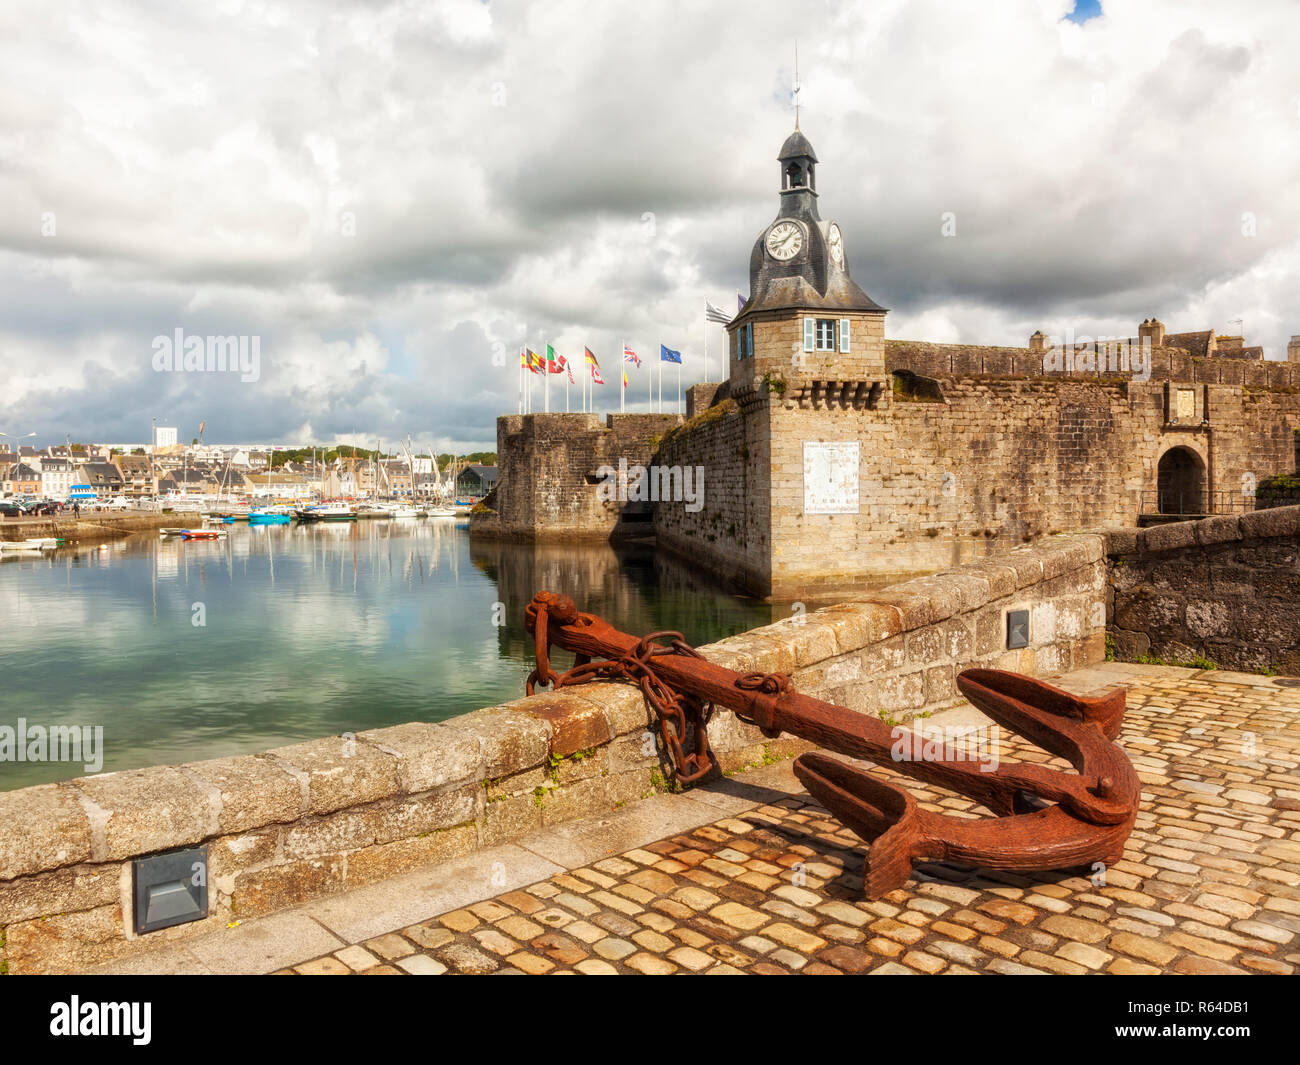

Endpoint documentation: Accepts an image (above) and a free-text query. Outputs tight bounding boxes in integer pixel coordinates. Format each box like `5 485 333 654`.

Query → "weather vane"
793 40 801 129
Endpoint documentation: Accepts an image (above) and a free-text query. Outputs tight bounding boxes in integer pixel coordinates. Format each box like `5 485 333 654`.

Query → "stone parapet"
1102 504 1300 673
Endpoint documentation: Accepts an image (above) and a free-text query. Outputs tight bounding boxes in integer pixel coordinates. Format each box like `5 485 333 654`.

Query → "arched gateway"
1156 445 1206 515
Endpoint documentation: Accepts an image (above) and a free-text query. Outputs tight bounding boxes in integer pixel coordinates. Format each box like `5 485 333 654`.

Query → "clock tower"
728 128 888 408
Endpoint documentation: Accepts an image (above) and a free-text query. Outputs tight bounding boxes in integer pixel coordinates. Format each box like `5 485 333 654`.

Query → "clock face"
828 223 844 266
766 220 803 261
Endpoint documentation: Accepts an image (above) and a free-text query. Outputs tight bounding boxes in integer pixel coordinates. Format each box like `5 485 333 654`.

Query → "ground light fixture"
132 845 208 933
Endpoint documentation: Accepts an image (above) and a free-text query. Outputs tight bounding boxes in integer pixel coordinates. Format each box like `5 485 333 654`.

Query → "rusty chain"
525 593 717 784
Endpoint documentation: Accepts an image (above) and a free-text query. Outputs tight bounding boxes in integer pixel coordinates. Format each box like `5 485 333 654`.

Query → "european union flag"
659 344 682 364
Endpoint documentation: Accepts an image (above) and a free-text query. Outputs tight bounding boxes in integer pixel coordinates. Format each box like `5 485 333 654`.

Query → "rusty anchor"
525 591 1140 898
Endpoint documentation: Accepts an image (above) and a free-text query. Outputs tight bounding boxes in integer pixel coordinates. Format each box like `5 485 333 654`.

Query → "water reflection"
0 523 773 790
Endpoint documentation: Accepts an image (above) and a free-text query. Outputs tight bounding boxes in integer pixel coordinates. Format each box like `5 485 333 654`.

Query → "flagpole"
678 360 682 414
704 299 709 383
620 339 625 414
544 341 550 414
658 346 662 414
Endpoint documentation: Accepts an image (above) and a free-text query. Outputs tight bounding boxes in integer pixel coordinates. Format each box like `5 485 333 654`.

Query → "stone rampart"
1105 504 1300 674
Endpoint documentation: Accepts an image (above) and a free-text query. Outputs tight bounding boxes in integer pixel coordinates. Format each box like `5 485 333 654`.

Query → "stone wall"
0 535 1105 973
654 396 773 595
886 340 1300 388
655 370 1300 598
473 412 681 540
705 533 1107 718
1105 505 1300 674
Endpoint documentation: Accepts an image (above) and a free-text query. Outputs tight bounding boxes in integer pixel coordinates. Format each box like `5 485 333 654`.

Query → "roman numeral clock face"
765 220 803 261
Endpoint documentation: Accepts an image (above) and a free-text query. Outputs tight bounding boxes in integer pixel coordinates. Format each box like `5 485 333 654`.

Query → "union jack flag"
623 345 640 368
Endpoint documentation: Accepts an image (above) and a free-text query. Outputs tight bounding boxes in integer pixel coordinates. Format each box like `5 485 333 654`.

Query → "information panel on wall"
803 441 860 515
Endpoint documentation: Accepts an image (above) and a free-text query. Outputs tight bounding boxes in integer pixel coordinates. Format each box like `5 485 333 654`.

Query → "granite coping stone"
72 766 213 862
1240 504 1300 539
442 703 551 778
181 755 306 834
0 784 92 880
1194 515 1243 546
1141 521 1197 554
356 722 481 795
265 737 403 817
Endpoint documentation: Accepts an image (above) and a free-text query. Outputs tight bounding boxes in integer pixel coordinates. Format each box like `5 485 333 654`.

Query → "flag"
660 344 682 364
705 301 731 325
622 370 628 389
584 347 600 368
591 366 605 385
623 345 640 368
566 360 574 383
526 348 544 373
546 344 565 373
738 293 747 314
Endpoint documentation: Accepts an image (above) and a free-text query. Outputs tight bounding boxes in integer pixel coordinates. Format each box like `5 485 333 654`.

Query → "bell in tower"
778 129 819 221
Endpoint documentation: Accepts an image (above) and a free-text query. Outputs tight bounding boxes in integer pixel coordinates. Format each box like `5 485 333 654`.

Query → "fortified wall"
656 345 1300 598
473 412 681 540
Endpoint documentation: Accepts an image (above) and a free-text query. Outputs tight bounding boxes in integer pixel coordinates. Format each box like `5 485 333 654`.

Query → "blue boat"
248 509 293 525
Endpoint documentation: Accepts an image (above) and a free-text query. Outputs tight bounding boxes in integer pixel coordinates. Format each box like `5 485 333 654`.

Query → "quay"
0 510 201 545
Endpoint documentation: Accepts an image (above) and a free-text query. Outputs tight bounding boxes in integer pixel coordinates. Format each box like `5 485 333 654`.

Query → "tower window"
786 164 804 189
736 322 754 360
803 317 850 354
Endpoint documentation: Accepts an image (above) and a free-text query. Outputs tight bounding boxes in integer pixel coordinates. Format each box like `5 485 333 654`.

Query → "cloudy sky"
2 0 1299 452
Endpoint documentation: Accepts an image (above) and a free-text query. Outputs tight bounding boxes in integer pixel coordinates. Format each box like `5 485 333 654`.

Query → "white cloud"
3 0 1300 448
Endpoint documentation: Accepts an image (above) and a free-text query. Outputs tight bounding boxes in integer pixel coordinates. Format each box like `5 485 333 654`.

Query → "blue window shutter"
803 317 814 352
839 318 851 353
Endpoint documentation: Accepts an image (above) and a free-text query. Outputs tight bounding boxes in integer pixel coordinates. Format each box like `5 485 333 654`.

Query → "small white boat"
425 505 458 518
0 537 60 552
390 505 421 518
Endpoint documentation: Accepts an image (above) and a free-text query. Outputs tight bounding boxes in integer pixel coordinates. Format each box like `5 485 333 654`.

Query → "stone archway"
1157 446 1206 515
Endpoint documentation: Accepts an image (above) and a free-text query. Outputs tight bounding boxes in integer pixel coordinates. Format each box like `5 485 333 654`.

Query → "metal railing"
1139 489 1257 517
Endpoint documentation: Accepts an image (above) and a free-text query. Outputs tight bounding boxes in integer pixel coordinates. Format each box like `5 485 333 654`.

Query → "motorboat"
295 502 357 522
248 505 294 525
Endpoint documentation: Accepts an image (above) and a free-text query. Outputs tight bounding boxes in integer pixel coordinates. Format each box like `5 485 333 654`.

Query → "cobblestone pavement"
277 665 1297 974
